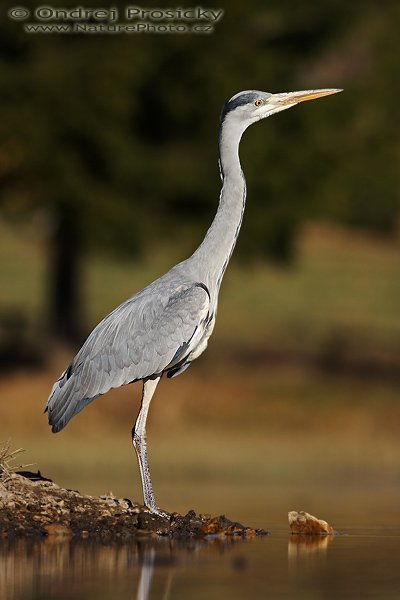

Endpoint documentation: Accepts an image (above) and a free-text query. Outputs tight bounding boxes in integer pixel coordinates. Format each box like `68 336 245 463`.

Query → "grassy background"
1 219 399 527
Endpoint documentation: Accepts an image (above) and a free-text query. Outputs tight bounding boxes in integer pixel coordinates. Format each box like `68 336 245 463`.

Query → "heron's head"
221 88 342 130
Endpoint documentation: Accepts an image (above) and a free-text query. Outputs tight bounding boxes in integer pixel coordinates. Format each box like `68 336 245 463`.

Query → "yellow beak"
271 88 343 106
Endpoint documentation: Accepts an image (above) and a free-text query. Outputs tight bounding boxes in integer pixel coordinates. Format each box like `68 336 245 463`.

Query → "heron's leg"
132 376 164 515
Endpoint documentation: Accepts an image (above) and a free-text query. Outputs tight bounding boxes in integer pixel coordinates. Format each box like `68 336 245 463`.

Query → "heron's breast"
187 313 216 362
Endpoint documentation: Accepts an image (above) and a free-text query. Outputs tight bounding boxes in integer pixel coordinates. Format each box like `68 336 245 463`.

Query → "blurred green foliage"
1 0 399 260
0 0 399 338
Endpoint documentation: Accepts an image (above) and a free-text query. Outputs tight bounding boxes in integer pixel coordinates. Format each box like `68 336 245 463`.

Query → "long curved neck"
191 115 247 289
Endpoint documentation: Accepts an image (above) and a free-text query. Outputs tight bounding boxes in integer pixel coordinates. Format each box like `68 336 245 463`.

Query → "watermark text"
8 5 224 34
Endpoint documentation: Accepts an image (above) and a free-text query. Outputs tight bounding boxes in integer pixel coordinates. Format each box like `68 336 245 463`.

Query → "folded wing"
46 278 210 432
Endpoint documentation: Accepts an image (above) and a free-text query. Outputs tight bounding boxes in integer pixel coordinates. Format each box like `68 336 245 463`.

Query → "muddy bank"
0 471 268 540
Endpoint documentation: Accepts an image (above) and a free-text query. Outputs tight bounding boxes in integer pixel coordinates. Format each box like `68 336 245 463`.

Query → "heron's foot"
145 505 170 519
141 488 168 519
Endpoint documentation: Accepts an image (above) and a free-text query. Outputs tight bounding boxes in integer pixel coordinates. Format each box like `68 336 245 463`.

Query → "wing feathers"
46 278 210 432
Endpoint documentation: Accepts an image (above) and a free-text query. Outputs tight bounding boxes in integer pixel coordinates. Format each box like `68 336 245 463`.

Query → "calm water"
1 525 400 599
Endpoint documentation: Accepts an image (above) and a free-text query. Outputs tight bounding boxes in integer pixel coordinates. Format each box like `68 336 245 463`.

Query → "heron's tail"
45 366 99 433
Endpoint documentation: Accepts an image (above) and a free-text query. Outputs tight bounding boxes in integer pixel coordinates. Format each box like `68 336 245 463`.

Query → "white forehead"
228 90 267 103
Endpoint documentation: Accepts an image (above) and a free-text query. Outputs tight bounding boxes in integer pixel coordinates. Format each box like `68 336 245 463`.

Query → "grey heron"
46 88 341 515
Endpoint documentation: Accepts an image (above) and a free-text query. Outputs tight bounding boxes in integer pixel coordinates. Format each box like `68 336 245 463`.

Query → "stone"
288 510 334 535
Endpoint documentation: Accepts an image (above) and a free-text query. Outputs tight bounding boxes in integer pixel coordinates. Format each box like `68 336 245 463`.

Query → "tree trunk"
48 204 84 346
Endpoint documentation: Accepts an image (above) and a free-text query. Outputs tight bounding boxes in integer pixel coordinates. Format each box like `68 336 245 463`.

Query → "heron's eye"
254 99 263 107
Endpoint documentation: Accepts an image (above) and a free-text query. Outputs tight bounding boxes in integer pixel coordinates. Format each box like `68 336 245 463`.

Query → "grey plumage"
47 273 210 431
46 87 341 514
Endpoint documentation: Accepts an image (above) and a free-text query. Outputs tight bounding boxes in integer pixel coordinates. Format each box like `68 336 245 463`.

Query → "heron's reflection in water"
137 546 155 600
136 544 176 600
0 535 243 600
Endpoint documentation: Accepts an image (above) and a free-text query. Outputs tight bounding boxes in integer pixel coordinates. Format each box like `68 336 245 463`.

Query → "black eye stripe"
221 92 259 120
220 92 272 121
